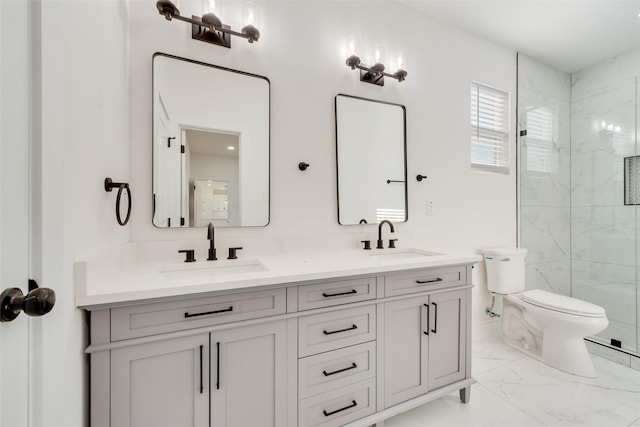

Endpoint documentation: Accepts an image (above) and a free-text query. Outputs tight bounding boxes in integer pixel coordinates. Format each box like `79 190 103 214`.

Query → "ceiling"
398 0 640 73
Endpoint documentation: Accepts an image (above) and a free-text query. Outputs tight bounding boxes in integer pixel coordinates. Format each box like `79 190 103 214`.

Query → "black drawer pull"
423 303 430 335
323 324 358 335
322 289 357 298
323 362 357 377
323 400 357 417
184 306 233 318
431 302 438 333
416 278 443 284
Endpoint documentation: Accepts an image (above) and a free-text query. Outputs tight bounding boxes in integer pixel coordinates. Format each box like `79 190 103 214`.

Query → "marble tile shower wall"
571 52 640 353
518 55 572 297
520 52 640 355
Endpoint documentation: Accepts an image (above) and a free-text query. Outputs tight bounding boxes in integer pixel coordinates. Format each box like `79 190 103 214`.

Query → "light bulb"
347 37 358 57
201 0 219 15
373 44 385 66
395 52 407 72
243 2 259 29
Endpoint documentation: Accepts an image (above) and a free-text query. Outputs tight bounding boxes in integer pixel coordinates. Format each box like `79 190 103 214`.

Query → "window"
470 82 510 173
525 106 556 174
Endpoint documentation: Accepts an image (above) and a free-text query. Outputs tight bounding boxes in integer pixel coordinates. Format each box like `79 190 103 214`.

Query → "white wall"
37 1 517 425
37 1 131 426
129 0 517 325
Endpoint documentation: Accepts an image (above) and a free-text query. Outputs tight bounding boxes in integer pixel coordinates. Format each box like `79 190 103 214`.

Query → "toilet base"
504 334 596 377
541 333 596 377
501 295 605 378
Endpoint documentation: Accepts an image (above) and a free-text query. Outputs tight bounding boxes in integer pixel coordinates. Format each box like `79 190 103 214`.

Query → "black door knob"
1 287 56 322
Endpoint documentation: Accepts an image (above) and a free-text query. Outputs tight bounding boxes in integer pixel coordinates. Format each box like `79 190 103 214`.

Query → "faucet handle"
227 247 243 260
388 239 398 249
178 249 196 263
361 240 371 250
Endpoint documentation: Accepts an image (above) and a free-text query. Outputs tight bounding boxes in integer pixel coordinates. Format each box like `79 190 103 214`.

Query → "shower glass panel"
518 53 639 356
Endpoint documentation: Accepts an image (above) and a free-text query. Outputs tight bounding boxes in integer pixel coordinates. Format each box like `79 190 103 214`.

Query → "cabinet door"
111 334 209 427
383 296 430 408
428 289 467 390
211 320 287 427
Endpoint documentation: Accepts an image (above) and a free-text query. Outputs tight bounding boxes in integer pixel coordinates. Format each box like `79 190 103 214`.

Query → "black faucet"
207 222 217 261
377 220 395 249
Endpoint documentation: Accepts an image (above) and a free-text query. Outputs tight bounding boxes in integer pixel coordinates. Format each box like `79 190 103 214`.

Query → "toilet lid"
521 289 606 318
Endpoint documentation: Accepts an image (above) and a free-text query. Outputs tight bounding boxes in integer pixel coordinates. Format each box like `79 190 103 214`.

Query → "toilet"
483 247 609 377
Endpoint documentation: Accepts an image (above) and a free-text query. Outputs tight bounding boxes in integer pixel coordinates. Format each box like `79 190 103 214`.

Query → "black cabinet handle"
323 400 357 417
323 362 357 377
185 306 233 318
323 324 357 335
431 302 438 333
423 303 429 336
199 344 204 394
416 278 443 284
322 289 357 298
216 342 220 390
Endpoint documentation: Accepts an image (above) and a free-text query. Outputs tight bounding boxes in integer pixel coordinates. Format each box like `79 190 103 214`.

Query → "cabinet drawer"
111 288 286 341
299 341 376 399
298 277 377 311
385 266 467 296
298 378 376 427
298 305 376 357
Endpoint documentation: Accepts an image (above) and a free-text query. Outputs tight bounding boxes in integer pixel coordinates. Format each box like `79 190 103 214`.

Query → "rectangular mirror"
152 53 269 228
335 94 407 225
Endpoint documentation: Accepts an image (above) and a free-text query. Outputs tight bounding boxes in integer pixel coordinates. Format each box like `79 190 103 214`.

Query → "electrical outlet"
427 201 434 215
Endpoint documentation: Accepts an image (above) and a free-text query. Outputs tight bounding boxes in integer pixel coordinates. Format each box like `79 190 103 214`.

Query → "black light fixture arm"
345 54 407 85
156 0 260 45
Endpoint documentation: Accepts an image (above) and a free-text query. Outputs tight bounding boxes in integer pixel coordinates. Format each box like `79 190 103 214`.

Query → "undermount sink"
159 259 267 280
369 249 442 260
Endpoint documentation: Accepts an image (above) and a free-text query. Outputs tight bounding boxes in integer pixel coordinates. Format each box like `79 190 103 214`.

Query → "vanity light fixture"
345 40 407 86
156 0 260 48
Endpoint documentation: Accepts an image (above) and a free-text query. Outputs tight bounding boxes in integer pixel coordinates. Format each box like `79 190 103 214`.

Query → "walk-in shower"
518 52 640 358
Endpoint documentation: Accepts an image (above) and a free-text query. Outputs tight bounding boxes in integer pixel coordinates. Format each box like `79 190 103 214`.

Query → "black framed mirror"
335 94 408 225
152 53 270 228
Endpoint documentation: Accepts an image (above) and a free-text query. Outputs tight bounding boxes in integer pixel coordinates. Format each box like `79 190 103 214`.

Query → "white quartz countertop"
75 245 481 310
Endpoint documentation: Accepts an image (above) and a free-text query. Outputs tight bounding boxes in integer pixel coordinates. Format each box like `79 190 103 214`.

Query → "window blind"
526 106 555 173
470 83 510 173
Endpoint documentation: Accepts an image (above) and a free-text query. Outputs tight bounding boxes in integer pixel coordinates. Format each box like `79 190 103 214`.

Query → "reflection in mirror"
335 94 407 225
152 53 269 228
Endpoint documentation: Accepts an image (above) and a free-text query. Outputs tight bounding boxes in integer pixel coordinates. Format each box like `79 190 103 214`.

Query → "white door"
1 0 33 425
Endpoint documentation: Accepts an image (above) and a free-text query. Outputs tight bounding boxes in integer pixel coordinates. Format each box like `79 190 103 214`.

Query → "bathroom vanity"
77 247 479 427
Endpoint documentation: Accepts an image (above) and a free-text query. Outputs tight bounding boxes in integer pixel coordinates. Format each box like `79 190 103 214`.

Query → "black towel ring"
105 177 132 226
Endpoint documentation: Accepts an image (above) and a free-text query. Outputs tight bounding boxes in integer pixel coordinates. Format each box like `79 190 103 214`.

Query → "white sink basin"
159 259 267 280
369 249 442 261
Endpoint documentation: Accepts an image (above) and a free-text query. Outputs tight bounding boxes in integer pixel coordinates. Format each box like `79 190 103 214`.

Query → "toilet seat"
520 289 606 318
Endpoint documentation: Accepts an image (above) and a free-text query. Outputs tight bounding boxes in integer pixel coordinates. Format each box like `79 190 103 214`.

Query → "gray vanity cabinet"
383 288 468 408
427 289 467 390
109 321 287 427
87 262 474 427
110 334 210 427
383 296 430 407
210 320 287 427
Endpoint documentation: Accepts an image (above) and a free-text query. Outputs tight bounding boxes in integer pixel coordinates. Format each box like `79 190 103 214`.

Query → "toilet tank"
483 248 527 294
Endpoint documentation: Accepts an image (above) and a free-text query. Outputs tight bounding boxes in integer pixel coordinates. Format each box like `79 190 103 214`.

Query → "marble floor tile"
385 383 546 427
386 326 640 427
472 327 527 375
475 356 640 426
